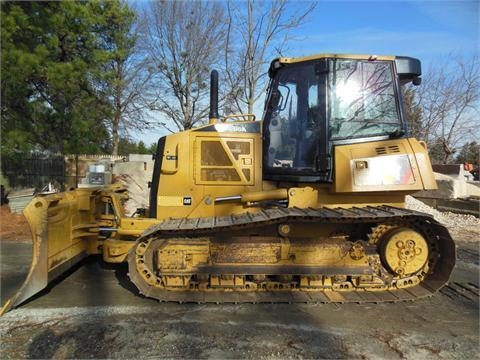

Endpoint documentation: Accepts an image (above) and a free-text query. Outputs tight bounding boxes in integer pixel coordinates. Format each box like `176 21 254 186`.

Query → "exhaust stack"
209 70 219 124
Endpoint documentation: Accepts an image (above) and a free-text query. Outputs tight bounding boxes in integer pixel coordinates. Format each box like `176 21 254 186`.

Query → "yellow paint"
278 53 396 64
158 196 186 207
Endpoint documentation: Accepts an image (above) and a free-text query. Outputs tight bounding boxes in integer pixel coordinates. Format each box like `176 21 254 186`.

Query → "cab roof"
269 53 421 83
277 53 396 64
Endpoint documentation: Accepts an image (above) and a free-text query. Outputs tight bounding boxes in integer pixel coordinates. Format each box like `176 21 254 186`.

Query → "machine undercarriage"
128 206 455 303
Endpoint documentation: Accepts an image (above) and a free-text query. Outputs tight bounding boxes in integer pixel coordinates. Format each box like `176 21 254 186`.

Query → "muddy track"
440 282 479 302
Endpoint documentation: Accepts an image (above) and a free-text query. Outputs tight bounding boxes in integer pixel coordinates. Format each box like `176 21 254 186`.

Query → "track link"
128 206 456 304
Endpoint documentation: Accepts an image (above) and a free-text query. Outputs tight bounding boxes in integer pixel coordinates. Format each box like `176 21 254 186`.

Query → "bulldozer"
1 53 455 314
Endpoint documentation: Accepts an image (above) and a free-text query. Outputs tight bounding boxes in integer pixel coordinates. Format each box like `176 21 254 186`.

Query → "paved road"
1 240 479 359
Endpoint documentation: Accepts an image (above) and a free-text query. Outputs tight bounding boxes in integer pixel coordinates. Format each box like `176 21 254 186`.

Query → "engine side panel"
151 122 263 220
334 138 437 193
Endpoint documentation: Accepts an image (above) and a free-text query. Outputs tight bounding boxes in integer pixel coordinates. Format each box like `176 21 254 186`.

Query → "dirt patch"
0 205 32 241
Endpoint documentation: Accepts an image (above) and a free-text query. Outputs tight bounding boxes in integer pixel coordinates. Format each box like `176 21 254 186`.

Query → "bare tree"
405 54 480 163
223 0 316 115
108 53 155 155
140 1 226 132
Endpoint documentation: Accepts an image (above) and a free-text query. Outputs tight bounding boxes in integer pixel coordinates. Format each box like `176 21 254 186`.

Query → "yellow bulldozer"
2 53 455 314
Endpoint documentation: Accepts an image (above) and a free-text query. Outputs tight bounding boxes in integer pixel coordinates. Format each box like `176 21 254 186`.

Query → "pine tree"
1 1 140 156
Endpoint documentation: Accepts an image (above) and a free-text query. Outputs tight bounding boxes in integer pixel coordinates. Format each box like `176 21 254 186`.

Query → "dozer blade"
1 189 101 315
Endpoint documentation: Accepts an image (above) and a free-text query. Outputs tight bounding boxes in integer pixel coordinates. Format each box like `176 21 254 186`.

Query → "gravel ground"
0 268 478 359
405 195 480 237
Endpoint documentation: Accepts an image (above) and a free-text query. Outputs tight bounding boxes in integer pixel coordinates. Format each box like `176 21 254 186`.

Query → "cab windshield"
263 58 402 174
329 59 401 140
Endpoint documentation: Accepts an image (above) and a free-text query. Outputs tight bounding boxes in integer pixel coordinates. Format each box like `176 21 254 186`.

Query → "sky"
288 0 478 63
133 0 479 145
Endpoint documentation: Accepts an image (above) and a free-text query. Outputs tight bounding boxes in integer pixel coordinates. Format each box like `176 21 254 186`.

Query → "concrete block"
128 154 153 162
415 170 480 200
415 173 460 199
8 188 35 213
432 164 473 181
112 161 154 175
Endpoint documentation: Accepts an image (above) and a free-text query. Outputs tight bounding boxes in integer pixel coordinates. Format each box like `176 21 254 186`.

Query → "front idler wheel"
379 227 429 276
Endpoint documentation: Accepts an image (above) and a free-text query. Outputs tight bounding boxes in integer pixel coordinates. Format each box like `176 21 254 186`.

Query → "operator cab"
262 54 421 183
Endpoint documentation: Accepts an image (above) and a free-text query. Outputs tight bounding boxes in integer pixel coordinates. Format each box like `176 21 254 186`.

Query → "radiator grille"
375 145 400 155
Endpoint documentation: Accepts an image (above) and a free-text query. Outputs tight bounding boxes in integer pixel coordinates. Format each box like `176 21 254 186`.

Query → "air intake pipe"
209 70 219 124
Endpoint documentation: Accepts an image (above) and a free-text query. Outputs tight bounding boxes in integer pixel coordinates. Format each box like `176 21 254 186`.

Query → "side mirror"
269 90 282 110
396 57 422 85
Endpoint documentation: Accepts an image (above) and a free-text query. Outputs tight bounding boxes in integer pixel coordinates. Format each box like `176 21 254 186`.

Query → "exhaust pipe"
209 70 219 123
